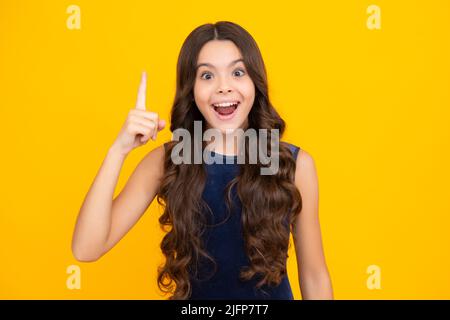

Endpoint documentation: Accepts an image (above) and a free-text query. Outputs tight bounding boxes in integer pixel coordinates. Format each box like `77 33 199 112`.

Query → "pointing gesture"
111 71 167 156
135 71 147 110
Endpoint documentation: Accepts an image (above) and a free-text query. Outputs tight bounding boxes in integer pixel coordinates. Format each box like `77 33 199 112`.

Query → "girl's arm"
292 149 334 299
72 71 166 262
71 144 165 262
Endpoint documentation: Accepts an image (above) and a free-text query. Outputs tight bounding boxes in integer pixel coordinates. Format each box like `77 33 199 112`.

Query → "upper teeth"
212 101 239 107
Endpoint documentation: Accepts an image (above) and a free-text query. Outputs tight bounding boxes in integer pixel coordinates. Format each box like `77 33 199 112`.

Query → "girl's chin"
206 120 242 134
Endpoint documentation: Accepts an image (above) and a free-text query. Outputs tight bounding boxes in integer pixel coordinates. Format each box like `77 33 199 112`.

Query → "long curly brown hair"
155 21 302 300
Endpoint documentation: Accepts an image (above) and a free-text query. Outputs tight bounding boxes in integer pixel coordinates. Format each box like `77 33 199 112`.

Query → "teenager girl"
72 21 333 300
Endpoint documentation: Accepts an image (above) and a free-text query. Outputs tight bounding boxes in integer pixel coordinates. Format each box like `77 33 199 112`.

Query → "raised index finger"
135 71 147 110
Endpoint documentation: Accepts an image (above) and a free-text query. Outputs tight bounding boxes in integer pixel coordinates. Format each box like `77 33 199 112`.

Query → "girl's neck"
204 122 248 156
204 133 240 156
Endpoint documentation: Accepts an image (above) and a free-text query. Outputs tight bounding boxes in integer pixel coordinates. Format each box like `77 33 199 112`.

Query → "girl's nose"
217 87 233 93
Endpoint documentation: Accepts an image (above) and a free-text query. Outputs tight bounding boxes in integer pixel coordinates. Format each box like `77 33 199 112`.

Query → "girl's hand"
111 71 166 156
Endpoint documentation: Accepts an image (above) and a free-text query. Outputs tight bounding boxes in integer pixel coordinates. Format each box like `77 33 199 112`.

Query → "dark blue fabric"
187 141 301 300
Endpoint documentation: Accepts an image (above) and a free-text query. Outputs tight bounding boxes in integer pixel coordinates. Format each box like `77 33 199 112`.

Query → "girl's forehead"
197 40 243 62
196 58 245 72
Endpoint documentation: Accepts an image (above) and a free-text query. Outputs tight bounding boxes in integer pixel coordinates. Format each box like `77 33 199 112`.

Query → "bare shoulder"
129 144 166 197
138 144 166 180
295 148 318 187
296 148 316 173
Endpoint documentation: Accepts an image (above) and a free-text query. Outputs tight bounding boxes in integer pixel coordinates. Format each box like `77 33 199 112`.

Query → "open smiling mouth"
211 101 240 119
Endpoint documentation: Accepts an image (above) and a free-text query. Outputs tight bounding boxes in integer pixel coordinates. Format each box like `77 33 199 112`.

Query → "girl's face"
194 40 255 134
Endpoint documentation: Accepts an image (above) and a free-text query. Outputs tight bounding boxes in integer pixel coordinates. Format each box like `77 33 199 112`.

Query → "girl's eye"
233 69 245 77
199 69 245 80
200 72 212 80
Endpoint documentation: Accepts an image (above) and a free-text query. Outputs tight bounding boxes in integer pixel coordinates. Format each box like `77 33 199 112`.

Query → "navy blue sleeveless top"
185 141 301 300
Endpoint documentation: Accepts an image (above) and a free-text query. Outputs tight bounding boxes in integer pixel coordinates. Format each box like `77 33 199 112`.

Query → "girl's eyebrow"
196 58 244 71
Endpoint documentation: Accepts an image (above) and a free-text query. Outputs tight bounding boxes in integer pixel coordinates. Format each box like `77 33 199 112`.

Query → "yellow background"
1 0 449 299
